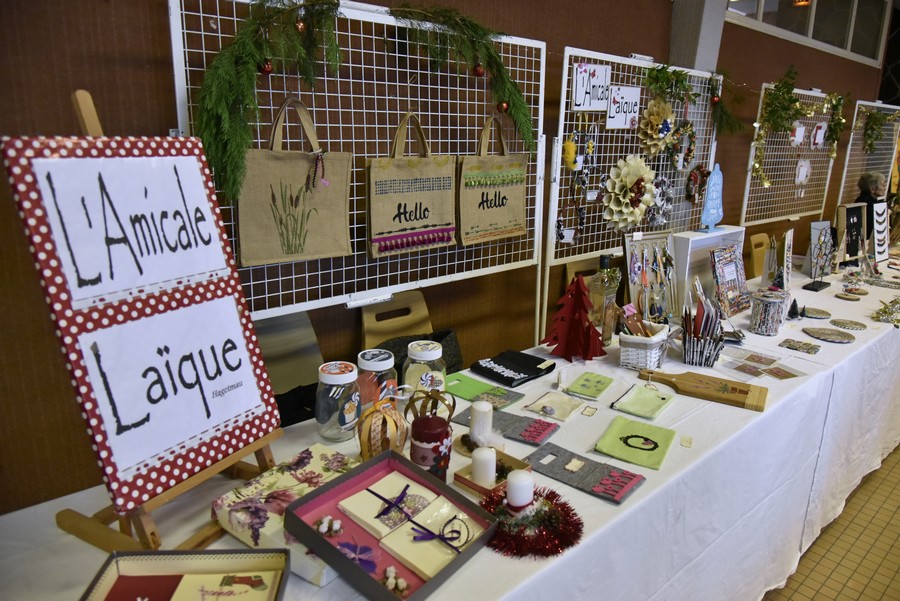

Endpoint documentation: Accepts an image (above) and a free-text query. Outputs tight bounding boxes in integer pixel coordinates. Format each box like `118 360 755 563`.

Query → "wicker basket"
619 321 669 370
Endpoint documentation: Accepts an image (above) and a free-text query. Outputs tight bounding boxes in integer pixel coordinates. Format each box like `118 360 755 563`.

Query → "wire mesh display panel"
546 48 719 269
739 86 836 226
835 100 900 213
168 0 545 318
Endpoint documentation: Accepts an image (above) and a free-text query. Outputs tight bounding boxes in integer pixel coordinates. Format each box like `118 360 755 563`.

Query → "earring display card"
873 202 889 263
836 203 867 263
525 442 645 505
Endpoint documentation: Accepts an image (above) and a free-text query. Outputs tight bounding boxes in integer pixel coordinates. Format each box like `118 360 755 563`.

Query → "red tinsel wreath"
480 486 584 558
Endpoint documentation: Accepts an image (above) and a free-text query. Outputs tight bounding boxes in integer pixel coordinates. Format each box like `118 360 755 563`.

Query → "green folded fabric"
610 384 673 419
594 415 676 470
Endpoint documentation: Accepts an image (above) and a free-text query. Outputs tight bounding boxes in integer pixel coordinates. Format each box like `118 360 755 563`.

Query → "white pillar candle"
469 400 493 445
505 469 534 508
470 446 497 488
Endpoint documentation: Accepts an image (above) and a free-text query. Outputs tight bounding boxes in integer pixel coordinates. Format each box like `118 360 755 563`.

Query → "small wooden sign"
1 136 280 515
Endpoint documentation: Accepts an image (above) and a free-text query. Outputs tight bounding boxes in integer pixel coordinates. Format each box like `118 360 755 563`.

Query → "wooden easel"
54 91 283 553
56 429 282 552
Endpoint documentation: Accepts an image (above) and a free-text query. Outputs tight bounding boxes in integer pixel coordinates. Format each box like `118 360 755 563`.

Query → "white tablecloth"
1 272 898 601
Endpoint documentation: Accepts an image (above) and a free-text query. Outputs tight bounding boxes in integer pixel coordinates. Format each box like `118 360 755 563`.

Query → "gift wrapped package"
212 444 358 586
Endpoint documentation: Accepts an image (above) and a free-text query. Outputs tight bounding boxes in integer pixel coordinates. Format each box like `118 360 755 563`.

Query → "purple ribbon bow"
409 516 468 554
371 484 413 520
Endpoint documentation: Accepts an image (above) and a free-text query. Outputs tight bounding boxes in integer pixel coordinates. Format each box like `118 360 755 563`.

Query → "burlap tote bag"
367 113 457 257
457 117 528 245
238 98 352 266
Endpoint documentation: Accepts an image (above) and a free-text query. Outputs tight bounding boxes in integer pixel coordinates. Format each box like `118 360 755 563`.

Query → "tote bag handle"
268 98 322 153
475 116 509 157
390 112 431 158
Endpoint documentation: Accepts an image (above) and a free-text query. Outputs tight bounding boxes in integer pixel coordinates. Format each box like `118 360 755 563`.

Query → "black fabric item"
374 328 463 374
274 382 317 426
469 350 556 388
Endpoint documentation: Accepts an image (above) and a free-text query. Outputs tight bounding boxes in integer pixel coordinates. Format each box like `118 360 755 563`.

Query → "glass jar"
357 349 398 412
402 340 446 393
315 361 360 442
587 254 622 346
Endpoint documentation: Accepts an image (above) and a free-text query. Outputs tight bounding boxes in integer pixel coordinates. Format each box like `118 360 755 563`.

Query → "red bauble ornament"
260 59 273 74
473 63 486 77
295 19 306 34
496 101 509 113
711 95 720 104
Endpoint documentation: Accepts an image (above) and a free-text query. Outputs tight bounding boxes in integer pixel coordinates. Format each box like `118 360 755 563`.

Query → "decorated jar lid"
358 349 394 371
318 361 358 385
407 340 442 361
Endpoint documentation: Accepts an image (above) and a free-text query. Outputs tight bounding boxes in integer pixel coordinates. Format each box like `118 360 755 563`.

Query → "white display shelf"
672 224 746 310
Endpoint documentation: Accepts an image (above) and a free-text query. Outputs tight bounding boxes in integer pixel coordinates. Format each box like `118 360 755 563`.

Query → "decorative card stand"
1 136 282 552
672 225 745 312
835 203 867 263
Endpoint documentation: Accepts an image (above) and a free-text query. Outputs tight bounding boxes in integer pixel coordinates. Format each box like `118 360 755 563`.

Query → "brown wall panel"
716 22 882 257
0 1 885 513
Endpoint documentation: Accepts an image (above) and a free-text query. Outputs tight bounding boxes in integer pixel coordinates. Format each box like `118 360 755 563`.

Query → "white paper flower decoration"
602 155 657 230
638 97 676 158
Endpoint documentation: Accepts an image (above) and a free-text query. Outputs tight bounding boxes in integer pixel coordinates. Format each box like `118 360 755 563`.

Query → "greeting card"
380 497 483 580
338 471 437 539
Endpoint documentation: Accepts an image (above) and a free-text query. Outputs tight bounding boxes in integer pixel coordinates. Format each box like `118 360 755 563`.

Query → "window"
726 0 890 66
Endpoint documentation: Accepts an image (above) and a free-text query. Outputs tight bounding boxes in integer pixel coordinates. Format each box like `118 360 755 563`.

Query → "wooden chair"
749 233 769 279
565 257 599 285
254 312 323 394
362 290 432 349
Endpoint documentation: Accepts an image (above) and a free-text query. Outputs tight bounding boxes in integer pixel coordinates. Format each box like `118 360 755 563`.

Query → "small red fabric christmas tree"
541 275 605 361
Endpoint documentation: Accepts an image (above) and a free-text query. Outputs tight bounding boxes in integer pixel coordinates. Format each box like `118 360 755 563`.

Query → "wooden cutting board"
638 369 768 412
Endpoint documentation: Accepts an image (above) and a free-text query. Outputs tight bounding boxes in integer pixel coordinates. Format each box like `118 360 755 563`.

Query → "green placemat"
594 415 676 470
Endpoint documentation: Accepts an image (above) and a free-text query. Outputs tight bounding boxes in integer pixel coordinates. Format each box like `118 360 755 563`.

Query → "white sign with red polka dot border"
1 136 280 514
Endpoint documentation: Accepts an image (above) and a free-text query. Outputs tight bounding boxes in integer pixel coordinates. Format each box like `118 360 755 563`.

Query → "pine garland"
751 66 845 186
390 5 535 152
856 107 900 154
644 64 699 105
708 75 744 135
195 0 342 203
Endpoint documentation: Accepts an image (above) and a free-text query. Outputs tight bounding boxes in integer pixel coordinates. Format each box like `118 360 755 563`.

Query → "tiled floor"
764 445 900 601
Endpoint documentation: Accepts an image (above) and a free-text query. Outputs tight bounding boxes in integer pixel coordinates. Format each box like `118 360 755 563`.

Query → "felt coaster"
452 408 559 446
525 443 645 505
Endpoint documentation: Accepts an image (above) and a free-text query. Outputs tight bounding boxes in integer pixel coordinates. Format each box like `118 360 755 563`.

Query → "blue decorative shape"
700 163 724 232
